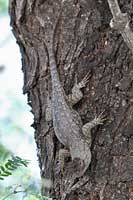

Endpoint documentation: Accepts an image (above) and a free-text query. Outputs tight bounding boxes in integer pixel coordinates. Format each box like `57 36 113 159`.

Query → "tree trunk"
9 0 132 199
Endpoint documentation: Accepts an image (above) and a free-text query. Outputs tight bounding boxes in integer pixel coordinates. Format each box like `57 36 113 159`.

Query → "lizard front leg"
67 73 91 106
46 73 90 121
82 112 106 147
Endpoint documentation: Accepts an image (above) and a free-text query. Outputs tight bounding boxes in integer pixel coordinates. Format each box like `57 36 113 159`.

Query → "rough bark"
9 0 133 199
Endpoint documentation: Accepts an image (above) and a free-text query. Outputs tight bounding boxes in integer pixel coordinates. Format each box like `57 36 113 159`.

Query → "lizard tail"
47 13 63 93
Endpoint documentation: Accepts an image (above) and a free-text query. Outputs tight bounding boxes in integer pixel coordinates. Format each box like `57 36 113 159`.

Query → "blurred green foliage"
0 1 52 199
0 0 8 13
0 144 11 163
0 156 30 180
0 87 42 198
0 146 40 200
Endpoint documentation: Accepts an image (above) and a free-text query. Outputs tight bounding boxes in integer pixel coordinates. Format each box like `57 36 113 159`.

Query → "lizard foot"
93 111 107 125
78 72 91 88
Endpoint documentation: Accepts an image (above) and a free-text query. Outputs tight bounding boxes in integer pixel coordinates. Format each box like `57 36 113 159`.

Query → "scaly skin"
47 27 105 177
48 35 91 176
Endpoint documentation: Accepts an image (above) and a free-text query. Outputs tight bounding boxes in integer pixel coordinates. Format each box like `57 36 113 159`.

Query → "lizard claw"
78 72 91 88
94 111 107 125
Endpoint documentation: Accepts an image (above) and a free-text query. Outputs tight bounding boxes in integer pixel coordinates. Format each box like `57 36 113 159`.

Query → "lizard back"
47 28 92 177
48 42 83 147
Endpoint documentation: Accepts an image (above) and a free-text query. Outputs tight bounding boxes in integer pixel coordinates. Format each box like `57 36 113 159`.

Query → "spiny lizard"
46 19 106 178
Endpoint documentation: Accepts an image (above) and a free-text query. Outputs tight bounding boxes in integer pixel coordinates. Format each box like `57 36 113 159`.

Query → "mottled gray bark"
9 0 132 199
107 0 133 54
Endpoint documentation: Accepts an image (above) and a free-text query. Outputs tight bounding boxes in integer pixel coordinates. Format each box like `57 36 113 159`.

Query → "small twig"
107 0 133 54
1 185 25 200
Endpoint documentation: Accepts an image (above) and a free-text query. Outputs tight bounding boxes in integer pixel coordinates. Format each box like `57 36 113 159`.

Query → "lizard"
46 17 106 178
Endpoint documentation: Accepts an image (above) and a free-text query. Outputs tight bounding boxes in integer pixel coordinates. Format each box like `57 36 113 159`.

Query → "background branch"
107 0 133 53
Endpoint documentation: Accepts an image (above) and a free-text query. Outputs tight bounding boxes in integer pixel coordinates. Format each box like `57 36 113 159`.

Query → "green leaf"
0 166 6 173
0 155 30 180
6 165 17 171
1 172 11 176
14 156 22 161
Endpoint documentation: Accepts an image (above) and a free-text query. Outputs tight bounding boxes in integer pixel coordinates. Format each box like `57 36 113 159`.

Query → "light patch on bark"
107 0 133 54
